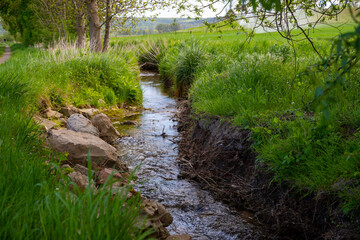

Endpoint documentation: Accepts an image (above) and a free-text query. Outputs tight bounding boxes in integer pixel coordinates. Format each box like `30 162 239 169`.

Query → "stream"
115 72 264 240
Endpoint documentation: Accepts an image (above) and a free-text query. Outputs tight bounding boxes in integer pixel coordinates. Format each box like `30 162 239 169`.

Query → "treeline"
155 23 181 33
0 0 169 51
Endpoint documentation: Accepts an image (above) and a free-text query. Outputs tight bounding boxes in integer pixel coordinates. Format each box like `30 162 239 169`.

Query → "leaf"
315 87 324 98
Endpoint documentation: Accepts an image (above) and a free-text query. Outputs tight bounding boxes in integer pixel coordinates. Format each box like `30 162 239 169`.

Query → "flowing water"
115 72 263 240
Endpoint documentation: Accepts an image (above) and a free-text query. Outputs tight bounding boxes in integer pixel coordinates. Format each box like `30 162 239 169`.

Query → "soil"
176 100 360 240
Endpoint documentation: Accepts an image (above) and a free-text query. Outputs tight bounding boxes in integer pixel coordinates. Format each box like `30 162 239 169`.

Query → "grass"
113 22 360 217
1 43 142 110
0 43 5 57
0 44 154 239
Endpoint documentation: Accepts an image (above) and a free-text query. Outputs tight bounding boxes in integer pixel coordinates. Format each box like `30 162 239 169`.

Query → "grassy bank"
0 45 151 239
115 23 360 219
2 44 142 110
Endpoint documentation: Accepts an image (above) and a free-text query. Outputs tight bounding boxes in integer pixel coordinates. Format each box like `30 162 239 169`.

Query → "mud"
177 101 360 240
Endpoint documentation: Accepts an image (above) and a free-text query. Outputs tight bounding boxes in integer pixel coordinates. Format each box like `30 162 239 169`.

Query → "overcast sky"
149 1 227 18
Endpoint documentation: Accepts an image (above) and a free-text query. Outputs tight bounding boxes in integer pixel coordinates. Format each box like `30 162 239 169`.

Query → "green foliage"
0 73 151 239
269 43 291 62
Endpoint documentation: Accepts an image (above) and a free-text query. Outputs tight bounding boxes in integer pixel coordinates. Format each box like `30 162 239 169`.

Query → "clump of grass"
138 39 167 71
158 39 206 96
0 43 142 110
174 40 206 96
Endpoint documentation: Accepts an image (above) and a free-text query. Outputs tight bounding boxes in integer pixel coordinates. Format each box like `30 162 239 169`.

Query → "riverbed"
115 72 264 240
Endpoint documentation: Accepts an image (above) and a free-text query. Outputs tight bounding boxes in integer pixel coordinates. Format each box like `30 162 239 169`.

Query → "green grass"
1 44 142 110
114 22 360 217
0 43 5 57
0 73 152 239
0 44 155 239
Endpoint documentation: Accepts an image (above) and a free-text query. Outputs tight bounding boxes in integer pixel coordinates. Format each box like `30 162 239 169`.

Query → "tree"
0 0 174 51
177 0 351 57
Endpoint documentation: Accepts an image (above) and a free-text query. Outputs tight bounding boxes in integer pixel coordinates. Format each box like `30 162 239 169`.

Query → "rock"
43 108 63 119
156 202 173 227
97 168 129 185
105 182 133 198
33 115 56 131
47 129 127 170
143 200 158 217
122 120 137 126
38 97 51 109
68 171 95 191
74 164 94 177
166 234 192 240
92 113 120 143
142 199 173 227
59 118 67 126
139 198 173 240
79 108 99 119
61 164 72 169
67 114 99 136
60 105 79 117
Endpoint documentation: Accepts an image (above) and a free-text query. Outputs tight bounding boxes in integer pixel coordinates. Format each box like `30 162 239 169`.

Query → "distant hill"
115 18 216 35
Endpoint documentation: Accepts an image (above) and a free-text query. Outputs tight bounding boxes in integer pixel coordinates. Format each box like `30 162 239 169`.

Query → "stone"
60 105 79 117
92 113 120 143
79 108 99 119
97 168 129 185
156 202 173 227
67 114 99 136
166 234 192 240
141 199 173 227
122 120 137 126
59 118 67 127
47 129 127 170
33 115 56 131
105 182 133 198
38 97 51 109
68 171 94 191
43 108 63 119
74 164 94 177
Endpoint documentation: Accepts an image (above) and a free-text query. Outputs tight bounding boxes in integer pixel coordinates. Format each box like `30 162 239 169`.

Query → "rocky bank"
35 105 191 240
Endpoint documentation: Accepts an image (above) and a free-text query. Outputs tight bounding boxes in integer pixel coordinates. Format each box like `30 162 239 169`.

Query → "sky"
148 1 227 18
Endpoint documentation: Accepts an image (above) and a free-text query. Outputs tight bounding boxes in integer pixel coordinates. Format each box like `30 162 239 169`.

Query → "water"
115 72 263 239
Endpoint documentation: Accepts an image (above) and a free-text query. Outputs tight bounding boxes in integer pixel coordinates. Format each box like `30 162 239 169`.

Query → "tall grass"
0 72 152 239
0 43 142 110
153 31 360 216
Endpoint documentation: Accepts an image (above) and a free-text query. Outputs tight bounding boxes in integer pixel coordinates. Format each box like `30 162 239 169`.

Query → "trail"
0 45 11 64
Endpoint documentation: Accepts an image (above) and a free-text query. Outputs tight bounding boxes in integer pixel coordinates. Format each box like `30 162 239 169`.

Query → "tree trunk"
76 13 85 48
102 0 112 52
86 0 102 52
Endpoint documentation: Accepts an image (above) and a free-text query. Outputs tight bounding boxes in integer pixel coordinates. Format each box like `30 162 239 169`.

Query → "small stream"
115 72 263 239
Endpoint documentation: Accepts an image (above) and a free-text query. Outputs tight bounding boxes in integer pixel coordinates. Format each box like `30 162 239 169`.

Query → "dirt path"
0 45 11 64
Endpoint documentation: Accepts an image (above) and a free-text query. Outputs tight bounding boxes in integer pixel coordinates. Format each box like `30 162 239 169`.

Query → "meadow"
0 43 152 239
113 21 360 217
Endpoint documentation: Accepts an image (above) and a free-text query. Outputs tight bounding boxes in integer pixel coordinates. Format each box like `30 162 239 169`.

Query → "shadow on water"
115 71 264 239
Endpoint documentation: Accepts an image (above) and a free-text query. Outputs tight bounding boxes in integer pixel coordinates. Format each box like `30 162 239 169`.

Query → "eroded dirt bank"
177 101 360 240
